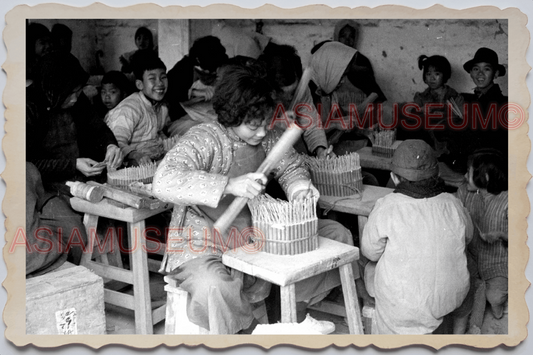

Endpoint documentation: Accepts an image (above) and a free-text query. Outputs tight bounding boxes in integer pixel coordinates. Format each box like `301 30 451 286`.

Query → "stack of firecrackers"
107 161 158 187
305 152 363 197
370 129 397 158
248 194 319 255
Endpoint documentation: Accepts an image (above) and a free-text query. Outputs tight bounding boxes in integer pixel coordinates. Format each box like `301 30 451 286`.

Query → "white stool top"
222 237 359 286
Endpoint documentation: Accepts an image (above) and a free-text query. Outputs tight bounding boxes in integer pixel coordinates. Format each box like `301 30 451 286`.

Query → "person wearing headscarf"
332 20 386 104
309 41 374 147
333 20 360 49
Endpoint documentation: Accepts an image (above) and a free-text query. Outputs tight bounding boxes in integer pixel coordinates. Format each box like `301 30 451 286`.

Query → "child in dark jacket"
452 47 508 174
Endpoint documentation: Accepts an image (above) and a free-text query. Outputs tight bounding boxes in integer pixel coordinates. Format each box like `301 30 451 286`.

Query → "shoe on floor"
300 314 335 335
491 304 504 319
252 314 335 335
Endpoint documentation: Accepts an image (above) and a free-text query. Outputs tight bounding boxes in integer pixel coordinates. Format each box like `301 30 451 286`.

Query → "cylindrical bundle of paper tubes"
248 194 319 255
305 152 363 197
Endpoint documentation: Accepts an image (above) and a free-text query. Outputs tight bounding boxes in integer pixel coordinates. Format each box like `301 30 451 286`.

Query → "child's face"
34 36 51 58
136 68 168 102
135 34 151 50
101 83 124 110
424 66 444 90
469 62 498 90
231 118 268 146
275 78 299 110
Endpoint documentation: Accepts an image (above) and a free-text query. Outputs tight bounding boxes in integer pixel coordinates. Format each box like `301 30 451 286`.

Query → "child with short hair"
119 26 157 73
105 50 170 166
457 149 508 322
409 55 464 159
100 70 132 112
414 55 462 108
361 140 473 334
153 63 351 334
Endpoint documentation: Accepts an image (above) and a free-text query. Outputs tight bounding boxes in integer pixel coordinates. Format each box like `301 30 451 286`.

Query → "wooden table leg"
280 283 297 323
81 214 99 266
339 263 364 334
108 226 124 268
130 221 153 334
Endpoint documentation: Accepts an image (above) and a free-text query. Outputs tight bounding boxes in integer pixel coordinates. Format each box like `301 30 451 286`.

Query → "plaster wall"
36 19 159 74
189 19 508 103
33 18 508 104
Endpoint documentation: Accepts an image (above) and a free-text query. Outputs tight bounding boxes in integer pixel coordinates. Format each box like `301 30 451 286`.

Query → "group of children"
25 21 508 335
407 48 508 173
362 141 507 334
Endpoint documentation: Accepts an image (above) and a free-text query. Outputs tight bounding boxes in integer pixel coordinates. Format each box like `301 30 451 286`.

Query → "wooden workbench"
71 197 172 334
357 146 465 188
318 184 394 237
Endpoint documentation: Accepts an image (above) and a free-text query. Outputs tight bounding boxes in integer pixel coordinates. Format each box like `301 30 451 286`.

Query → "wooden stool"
222 236 364 334
71 197 171 334
163 275 268 334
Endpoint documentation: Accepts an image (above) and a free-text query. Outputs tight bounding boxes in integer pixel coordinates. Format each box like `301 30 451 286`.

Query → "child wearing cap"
361 140 473 334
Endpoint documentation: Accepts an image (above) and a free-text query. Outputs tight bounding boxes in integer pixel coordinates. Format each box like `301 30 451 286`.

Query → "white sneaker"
252 314 336 335
299 314 335 335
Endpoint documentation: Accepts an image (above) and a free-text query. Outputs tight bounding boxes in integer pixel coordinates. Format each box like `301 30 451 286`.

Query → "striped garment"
105 92 170 159
457 184 508 281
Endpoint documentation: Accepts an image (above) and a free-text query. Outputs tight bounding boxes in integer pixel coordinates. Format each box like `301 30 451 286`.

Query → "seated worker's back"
361 140 473 334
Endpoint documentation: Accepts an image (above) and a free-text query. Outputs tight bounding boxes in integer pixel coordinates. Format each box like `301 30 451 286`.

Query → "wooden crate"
26 265 106 335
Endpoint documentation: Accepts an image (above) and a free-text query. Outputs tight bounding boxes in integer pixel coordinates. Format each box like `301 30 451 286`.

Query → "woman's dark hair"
258 43 303 89
418 55 452 84
213 63 274 127
32 51 89 110
131 50 166 81
135 27 154 47
189 36 228 73
467 148 508 194
26 22 51 64
101 70 133 96
51 23 73 52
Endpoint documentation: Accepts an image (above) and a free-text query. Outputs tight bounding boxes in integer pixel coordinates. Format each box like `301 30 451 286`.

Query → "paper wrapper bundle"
248 194 319 255
107 162 158 187
305 153 363 197
371 129 397 158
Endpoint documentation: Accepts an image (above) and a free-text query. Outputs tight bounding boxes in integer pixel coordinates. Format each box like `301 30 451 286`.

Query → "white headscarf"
310 42 356 96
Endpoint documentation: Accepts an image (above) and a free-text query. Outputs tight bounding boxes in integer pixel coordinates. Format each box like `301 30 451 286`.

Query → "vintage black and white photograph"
1 1 530 352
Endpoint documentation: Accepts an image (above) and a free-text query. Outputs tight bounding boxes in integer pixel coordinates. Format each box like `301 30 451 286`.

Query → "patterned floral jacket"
153 121 314 272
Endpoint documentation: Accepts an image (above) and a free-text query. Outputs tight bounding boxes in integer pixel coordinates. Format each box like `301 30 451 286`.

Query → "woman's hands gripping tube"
224 173 268 200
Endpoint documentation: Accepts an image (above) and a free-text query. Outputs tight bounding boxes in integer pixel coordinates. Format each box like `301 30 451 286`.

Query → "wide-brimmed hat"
391 140 439 181
463 47 506 76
